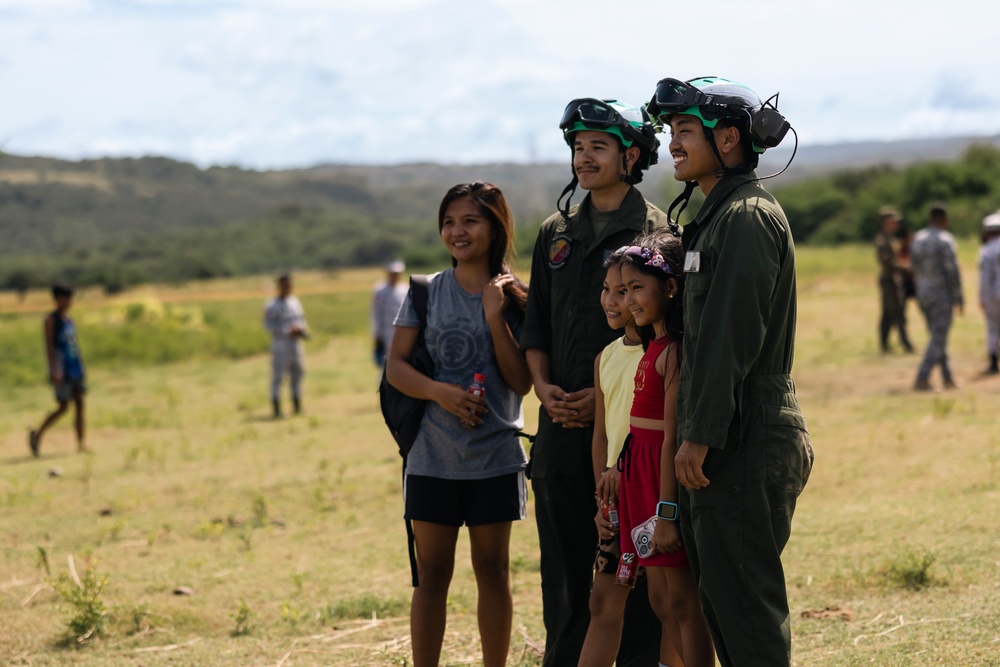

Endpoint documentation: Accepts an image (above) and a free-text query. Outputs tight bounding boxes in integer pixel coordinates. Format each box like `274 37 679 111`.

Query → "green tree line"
3 145 1000 294
774 144 1000 243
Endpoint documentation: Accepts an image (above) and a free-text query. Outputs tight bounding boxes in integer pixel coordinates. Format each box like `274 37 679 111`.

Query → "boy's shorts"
55 378 87 403
404 471 527 526
594 534 647 580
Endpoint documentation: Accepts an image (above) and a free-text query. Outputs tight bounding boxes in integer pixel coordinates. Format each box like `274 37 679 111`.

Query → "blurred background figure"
979 212 1000 375
911 204 964 391
264 273 309 417
875 205 914 354
29 284 88 456
372 259 408 367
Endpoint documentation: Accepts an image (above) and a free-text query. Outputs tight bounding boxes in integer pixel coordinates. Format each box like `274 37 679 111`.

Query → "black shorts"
55 378 86 403
404 471 527 527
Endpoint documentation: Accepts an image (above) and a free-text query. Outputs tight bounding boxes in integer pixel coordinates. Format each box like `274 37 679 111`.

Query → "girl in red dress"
619 230 714 667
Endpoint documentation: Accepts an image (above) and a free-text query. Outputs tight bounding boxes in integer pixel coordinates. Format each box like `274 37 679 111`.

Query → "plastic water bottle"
467 373 486 399
602 501 620 531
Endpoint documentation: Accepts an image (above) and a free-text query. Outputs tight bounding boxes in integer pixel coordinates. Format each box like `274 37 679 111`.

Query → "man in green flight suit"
646 76 815 666
521 99 666 666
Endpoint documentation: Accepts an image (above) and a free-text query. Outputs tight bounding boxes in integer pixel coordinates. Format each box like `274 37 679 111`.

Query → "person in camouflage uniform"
875 206 914 353
911 204 964 390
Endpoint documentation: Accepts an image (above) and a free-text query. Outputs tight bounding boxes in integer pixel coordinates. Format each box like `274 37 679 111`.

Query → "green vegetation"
884 551 941 591
5 145 1000 294
50 556 110 644
0 155 561 294
775 144 1000 243
230 599 255 637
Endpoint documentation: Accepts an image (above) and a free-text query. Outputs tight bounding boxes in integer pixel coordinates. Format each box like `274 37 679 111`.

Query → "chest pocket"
683 269 713 342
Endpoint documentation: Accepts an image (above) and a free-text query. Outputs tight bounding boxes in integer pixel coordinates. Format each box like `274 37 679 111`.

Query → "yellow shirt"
599 336 643 468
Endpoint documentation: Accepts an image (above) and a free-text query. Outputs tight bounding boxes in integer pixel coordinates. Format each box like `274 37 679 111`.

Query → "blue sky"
0 0 997 168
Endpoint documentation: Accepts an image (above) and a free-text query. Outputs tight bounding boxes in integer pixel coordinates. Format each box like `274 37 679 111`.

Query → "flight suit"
521 186 665 667
677 172 814 667
911 226 963 385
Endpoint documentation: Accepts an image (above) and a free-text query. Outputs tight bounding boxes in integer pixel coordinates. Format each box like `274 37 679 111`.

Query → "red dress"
619 335 690 568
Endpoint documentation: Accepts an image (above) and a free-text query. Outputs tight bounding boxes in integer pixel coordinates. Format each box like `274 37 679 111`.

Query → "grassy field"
1 244 999 666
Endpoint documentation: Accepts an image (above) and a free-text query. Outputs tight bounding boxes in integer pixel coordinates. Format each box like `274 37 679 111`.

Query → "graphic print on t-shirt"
429 312 488 377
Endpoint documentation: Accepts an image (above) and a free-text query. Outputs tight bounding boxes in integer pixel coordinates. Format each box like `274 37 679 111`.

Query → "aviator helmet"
560 98 660 176
646 76 793 224
556 99 659 218
647 76 790 170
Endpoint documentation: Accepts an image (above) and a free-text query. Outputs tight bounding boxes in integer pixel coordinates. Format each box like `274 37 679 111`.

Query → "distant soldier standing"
911 204 964 391
875 206 914 353
264 273 309 417
978 213 1000 375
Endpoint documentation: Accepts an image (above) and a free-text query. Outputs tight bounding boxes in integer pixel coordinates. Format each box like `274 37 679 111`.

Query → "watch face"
657 502 677 520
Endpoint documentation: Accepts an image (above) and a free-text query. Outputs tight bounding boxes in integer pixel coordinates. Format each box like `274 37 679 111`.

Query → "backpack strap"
410 275 429 327
404 274 429 588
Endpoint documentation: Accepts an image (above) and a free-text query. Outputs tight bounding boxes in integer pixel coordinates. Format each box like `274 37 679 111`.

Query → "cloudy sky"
0 0 997 168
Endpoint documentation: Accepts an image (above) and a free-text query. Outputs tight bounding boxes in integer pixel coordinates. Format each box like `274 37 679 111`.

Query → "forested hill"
2 133 999 293
0 155 574 257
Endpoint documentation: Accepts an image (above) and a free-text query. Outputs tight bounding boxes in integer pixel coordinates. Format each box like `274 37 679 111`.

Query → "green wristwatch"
656 501 679 522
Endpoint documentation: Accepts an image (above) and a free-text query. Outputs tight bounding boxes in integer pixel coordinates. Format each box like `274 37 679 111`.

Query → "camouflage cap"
878 205 901 219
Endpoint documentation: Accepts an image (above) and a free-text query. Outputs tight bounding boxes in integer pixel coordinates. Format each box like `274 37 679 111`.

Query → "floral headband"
622 245 674 274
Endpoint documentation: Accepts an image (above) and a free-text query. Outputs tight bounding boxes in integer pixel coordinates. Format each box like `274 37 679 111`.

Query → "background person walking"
29 284 88 456
263 273 309 417
911 204 964 391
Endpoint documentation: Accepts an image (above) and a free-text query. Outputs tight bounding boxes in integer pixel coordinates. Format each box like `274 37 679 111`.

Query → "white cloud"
0 0 998 167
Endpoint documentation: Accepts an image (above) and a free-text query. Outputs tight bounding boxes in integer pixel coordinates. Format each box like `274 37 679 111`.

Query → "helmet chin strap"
557 172 579 221
666 181 697 232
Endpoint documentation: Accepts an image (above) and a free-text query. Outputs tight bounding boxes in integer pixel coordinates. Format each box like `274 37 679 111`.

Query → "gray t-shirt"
394 269 527 480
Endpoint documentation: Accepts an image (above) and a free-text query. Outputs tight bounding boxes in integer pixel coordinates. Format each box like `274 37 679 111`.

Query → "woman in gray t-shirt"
387 182 531 666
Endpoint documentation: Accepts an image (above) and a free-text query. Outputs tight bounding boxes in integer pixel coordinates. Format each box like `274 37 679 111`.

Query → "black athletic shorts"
404 471 527 527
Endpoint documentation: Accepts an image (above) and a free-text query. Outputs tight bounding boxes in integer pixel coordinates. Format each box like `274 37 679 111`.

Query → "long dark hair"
438 182 528 312
619 229 684 349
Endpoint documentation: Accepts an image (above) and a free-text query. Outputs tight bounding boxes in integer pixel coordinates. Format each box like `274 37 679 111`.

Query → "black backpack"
378 275 432 458
377 275 431 587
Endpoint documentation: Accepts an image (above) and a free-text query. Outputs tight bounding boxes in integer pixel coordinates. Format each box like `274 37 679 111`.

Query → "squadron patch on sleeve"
548 235 573 269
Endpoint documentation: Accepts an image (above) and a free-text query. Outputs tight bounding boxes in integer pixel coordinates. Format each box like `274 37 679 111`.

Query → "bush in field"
51 557 109 645
0 299 270 387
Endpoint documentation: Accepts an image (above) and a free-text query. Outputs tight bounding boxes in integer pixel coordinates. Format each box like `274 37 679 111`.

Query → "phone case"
630 514 658 559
